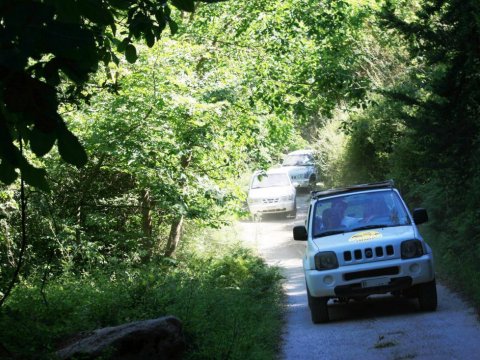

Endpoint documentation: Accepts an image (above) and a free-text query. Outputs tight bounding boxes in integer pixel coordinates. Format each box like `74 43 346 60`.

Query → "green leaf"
125 44 138 63
169 20 179 35
30 127 57 157
117 38 129 52
111 52 120 65
155 8 167 28
44 61 61 86
145 31 155 47
78 0 115 25
57 127 88 168
171 0 195 12
18 160 49 191
0 161 18 184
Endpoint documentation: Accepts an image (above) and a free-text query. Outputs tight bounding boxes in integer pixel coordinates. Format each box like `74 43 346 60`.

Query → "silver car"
247 168 297 218
282 149 317 189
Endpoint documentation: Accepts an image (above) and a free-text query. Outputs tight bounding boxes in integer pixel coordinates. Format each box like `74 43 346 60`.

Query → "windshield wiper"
313 230 346 238
350 224 391 231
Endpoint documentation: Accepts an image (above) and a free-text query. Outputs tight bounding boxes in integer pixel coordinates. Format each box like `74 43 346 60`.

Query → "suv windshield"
312 190 411 238
251 173 290 188
282 154 314 166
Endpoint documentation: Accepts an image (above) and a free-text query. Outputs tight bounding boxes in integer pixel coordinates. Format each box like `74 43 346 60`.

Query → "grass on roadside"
0 242 284 359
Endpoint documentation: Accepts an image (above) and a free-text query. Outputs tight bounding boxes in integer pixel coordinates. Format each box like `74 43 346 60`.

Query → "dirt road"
236 193 480 360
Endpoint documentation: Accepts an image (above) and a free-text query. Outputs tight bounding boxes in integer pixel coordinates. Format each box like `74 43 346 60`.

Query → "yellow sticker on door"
349 231 382 242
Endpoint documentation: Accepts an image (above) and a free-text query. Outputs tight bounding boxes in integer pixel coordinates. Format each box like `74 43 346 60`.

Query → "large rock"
56 316 184 360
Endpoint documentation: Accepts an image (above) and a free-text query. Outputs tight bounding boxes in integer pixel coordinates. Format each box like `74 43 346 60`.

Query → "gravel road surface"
236 193 480 360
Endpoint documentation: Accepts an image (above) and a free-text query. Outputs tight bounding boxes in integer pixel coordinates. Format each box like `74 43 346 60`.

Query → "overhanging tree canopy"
0 0 223 190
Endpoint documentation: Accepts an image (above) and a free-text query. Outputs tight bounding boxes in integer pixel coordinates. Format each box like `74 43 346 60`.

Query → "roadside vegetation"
0 231 283 359
0 0 479 358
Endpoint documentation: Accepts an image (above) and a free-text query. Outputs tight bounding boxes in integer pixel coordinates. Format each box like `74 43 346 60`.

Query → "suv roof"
311 180 395 199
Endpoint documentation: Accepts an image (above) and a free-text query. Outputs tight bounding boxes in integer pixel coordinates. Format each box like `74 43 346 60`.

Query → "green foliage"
310 117 347 188
0 241 283 359
336 0 480 307
189 0 374 130
0 0 223 187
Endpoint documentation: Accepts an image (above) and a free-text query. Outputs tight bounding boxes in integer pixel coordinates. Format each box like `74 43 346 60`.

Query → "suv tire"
307 285 329 323
418 279 438 311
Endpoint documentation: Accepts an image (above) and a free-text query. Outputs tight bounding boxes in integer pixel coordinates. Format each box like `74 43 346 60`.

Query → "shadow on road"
287 272 425 324
327 295 421 323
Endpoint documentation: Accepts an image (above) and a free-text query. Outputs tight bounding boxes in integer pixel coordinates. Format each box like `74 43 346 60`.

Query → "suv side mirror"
293 225 308 241
413 208 428 225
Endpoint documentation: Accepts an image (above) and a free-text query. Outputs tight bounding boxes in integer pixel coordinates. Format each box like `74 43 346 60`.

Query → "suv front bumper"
249 200 295 215
305 254 434 297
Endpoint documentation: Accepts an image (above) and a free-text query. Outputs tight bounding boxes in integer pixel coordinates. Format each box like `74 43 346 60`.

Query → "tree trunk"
140 189 154 259
75 204 83 244
141 189 153 237
75 155 106 244
162 151 192 257
164 216 184 257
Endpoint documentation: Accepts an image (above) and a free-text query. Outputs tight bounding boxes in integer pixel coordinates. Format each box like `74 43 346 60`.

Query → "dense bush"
0 240 283 359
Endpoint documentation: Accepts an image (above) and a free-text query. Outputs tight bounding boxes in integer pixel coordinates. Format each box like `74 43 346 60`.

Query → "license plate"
361 277 390 288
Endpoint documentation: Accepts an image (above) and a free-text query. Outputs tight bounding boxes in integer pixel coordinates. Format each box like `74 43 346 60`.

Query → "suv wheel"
418 279 438 311
307 285 329 323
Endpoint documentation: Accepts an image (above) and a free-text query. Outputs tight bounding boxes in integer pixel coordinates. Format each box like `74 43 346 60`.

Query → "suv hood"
248 186 294 199
312 225 415 251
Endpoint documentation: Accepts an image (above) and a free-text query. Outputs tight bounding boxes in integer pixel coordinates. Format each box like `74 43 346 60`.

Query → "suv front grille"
343 245 395 263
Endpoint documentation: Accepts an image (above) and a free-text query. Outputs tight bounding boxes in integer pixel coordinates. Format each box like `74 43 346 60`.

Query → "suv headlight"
401 240 424 259
314 251 339 271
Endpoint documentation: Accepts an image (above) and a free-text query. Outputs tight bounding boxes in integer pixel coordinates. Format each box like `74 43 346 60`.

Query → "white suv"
282 149 317 189
293 180 437 323
247 168 297 218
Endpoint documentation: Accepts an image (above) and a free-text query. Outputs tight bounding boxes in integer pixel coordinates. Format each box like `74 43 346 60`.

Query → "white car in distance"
247 168 297 218
282 149 317 190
